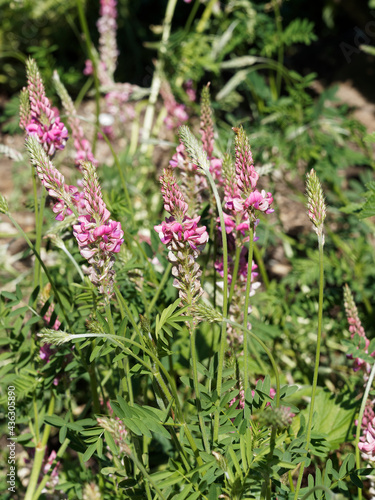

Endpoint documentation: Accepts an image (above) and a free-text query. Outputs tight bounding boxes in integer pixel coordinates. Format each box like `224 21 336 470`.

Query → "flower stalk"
294 169 326 499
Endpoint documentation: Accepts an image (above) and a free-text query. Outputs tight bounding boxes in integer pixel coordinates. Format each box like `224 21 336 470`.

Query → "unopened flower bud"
306 169 326 242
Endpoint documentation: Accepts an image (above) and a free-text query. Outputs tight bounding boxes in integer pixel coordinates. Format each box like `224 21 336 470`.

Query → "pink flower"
154 216 208 251
184 79 196 101
83 59 94 76
160 168 189 219
183 216 209 250
229 388 245 410
73 216 123 263
21 59 68 157
97 0 119 84
170 142 198 171
40 344 55 363
160 81 189 130
244 189 274 214
359 417 375 458
209 157 223 185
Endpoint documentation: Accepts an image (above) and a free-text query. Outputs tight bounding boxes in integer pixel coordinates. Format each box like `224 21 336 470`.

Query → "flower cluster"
216 128 274 349
359 416 375 461
73 161 124 300
83 483 101 500
105 83 136 123
169 143 207 216
344 284 374 373
84 1 137 138
225 126 274 220
20 58 68 157
306 168 326 241
155 168 208 310
169 85 223 214
160 81 189 130
97 416 130 456
26 135 79 221
42 450 60 494
97 0 119 85
53 71 97 168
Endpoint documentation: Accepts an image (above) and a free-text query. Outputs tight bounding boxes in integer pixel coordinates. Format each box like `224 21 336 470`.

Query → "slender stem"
190 323 210 453
228 244 241 306
129 451 167 500
243 223 255 394
35 189 46 287
32 438 70 500
184 0 200 32
99 131 134 220
253 242 270 290
149 263 172 314
196 0 217 33
114 286 144 346
57 240 85 281
88 365 101 414
31 168 40 293
76 0 100 153
60 331 203 466
33 396 40 443
294 236 324 499
204 170 228 442
355 362 375 500
33 182 46 292
24 394 55 500
7 213 72 330
224 319 280 407
105 303 116 336
141 0 178 153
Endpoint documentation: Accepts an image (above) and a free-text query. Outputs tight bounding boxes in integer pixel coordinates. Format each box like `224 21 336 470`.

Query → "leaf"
301 389 357 452
44 415 66 427
104 431 118 456
82 442 97 462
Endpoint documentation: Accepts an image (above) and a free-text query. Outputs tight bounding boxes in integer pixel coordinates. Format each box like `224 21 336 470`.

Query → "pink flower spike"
23 59 68 156
233 126 259 196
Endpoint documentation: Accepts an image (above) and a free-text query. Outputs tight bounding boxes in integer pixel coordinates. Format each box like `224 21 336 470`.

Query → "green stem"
129 451 167 500
33 185 46 293
294 236 324 499
7 213 72 330
114 286 144 346
32 438 70 500
184 0 200 32
105 303 116 336
228 244 241 307
196 0 217 33
224 319 280 407
31 168 40 294
204 170 228 442
24 394 55 500
190 323 210 453
253 242 270 290
354 362 375 500
61 331 204 466
141 0 177 153
88 365 101 414
149 263 172 314
76 0 100 153
99 131 134 221
243 223 255 394
33 396 40 443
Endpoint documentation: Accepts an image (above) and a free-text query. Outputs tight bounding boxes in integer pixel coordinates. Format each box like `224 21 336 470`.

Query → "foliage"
1 1 375 499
